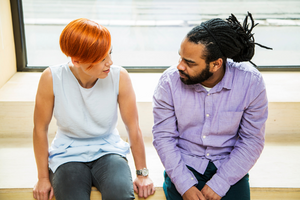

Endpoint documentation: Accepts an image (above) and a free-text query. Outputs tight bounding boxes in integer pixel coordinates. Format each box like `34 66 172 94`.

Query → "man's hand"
33 178 54 200
182 186 206 200
201 184 221 200
133 176 155 198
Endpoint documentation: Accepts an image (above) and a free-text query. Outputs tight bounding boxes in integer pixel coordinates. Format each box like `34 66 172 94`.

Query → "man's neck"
201 64 226 88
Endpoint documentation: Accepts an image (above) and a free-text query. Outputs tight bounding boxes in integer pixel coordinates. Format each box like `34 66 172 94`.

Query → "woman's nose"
106 56 113 66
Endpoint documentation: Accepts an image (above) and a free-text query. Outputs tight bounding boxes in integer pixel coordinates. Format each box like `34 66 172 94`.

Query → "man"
152 13 271 200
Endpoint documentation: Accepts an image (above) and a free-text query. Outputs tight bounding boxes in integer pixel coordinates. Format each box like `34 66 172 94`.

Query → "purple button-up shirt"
152 60 268 197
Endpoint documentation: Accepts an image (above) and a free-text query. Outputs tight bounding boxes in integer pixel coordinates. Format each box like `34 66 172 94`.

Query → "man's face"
177 38 213 85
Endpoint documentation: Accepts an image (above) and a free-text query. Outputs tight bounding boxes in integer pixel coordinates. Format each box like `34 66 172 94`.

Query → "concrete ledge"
0 187 166 200
0 101 300 138
1 72 300 138
1 187 300 200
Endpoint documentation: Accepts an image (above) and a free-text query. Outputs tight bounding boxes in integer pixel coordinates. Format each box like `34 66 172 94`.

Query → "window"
12 0 300 72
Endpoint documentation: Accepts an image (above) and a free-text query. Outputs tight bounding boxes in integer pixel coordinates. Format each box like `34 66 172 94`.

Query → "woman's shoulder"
109 65 122 75
109 64 122 71
49 62 69 74
40 67 53 83
110 65 129 81
36 67 54 98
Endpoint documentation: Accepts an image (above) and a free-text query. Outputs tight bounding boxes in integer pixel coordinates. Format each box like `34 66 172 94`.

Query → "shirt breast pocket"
216 111 243 135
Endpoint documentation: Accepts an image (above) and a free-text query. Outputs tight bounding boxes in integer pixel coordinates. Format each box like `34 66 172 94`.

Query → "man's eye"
184 60 191 66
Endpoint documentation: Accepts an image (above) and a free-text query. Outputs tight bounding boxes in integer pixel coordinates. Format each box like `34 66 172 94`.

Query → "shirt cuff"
172 172 198 196
206 173 230 197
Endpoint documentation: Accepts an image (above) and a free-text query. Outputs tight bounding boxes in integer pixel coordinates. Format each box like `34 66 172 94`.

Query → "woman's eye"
102 50 112 62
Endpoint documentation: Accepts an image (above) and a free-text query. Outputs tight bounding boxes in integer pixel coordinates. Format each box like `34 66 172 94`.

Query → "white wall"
0 0 16 89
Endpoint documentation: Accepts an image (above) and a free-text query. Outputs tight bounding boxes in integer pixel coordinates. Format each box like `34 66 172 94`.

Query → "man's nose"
177 59 186 71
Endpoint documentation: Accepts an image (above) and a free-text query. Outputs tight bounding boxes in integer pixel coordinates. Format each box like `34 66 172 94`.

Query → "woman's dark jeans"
49 154 135 200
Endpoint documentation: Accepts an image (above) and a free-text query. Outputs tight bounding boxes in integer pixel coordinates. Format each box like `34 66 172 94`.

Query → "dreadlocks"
187 12 272 67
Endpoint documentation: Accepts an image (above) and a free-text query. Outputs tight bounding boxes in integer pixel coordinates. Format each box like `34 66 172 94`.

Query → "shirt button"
207 153 210 156
203 135 206 139
206 114 209 117
207 93 210 96
191 177 194 180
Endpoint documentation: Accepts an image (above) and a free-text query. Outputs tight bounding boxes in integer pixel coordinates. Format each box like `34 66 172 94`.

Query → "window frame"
11 0 300 73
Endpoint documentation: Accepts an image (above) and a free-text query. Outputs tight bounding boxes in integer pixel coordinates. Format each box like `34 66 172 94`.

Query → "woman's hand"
133 176 155 198
33 178 54 200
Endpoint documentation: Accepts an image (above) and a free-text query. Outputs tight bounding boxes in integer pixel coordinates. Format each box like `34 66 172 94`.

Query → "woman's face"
79 49 113 79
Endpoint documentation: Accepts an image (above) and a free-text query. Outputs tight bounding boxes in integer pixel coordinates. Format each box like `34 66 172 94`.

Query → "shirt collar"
211 60 233 93
178 60 234 93
182 83 205 93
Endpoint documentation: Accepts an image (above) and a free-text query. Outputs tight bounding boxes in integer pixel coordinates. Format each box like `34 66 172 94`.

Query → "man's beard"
179 63 213 85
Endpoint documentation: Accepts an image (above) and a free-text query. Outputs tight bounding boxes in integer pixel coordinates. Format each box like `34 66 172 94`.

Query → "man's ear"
210 58 223 72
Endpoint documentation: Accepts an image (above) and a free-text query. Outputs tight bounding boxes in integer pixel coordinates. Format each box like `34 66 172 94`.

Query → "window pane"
22 0 300 67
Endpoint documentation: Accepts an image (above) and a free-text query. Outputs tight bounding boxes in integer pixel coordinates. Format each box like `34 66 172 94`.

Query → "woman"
33 18 154 200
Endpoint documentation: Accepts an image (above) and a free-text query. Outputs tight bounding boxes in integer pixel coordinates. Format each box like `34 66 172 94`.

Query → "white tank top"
48 63 129 172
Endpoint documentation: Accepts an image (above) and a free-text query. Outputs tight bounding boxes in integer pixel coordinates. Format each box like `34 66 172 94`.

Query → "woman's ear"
71 57 80 67
210 58 223 72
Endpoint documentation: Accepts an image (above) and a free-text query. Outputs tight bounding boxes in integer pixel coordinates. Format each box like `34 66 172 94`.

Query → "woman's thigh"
91 154 135 200
49 162 92 200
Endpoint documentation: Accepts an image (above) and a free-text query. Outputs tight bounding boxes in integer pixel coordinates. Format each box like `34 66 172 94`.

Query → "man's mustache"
178 70 189 78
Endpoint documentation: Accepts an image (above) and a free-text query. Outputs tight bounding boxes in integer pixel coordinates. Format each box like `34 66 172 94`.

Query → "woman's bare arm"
118 68 155 198
33 68 55 200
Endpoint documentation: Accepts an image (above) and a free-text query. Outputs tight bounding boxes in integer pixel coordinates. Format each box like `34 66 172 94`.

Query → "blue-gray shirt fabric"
49 63 129 173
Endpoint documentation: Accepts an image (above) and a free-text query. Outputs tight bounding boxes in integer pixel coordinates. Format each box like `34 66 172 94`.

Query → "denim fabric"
163 162 250 200
49 154 135 200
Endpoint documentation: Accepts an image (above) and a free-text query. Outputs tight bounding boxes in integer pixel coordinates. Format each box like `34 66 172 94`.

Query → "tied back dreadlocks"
187 12 272 67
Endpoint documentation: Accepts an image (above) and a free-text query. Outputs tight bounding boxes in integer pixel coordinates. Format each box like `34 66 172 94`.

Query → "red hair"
60 18 111 64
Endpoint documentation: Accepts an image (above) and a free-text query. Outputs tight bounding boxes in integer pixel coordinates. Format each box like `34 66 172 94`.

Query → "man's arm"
205 75 268 197
152 75 198 196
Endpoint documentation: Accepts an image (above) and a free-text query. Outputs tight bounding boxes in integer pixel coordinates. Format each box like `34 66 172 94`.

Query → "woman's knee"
50 162 92 200
99 172 134 200
92 154 132 182
92 154 134 200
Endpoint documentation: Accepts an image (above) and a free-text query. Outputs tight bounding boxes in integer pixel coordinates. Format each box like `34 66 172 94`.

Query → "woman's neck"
68 63 98 88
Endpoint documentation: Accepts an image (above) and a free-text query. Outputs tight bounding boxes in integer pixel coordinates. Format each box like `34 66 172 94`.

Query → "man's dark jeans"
163 162 250 200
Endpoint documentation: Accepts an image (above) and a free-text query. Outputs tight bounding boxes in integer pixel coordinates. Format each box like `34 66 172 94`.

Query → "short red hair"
60 18 111 64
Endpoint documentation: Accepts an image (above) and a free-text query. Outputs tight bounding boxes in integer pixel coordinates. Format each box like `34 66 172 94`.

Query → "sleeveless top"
48 63 130 172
